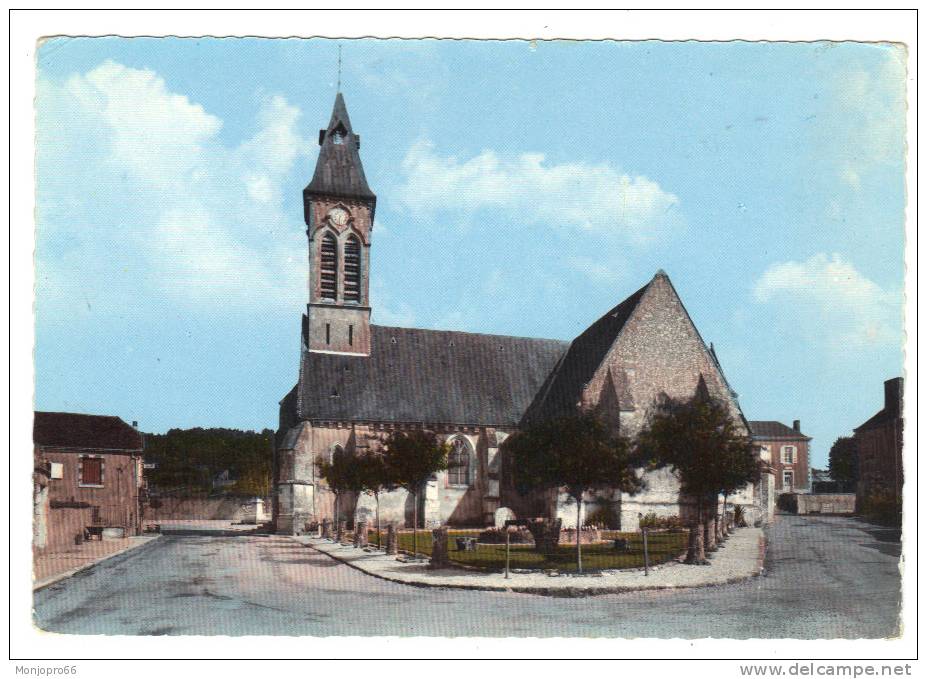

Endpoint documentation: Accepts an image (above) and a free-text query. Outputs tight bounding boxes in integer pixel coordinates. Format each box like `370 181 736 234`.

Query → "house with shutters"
748 420 811 495
33 412 145 552
273 93 768 534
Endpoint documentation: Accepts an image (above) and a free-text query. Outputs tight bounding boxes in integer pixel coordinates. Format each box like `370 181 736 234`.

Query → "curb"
33 535 163 592
293 532 766 598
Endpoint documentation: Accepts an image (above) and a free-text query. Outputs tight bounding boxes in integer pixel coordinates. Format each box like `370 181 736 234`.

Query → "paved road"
33 515 901 638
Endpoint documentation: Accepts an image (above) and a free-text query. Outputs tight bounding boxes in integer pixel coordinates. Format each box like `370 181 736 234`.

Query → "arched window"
320 232 338 300
344 235 361 303
447 437 473 487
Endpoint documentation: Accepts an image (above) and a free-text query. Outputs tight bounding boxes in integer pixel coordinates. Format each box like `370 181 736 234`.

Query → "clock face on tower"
327 207 349 228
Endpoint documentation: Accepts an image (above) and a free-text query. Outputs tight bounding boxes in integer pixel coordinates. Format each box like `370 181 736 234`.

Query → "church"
273 93 769 535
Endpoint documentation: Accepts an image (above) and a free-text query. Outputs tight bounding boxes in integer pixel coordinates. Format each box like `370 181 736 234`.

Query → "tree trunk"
685 495 707 564
685 522 706 564
721 495 729 538
704 503 717 553
576 496 583 574
526 518 562 554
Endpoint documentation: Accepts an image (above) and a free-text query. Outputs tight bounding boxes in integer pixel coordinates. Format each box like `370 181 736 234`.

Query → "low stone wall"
144 496 271 521
796 494 856 515
559 527 601 545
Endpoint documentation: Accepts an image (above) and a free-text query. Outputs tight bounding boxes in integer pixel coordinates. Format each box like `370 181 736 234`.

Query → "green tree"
717 428 764 536
353 451 396 549
377 430 449 559
143 427 273 497
828 436 859 491
317 447 363 534
636 388 759 564
501 411 641 574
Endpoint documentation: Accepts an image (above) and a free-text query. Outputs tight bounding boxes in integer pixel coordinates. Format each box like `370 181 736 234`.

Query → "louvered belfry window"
344 236 361 303
320 232 338 300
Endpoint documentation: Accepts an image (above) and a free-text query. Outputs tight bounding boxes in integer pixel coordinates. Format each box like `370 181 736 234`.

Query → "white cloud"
36 60 311 316
753 253 902 349
395 140 681 243
567 256 628 284
830 49 907 191
69 60 222 187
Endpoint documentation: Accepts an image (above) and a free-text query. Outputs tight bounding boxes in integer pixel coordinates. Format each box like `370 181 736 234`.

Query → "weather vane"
337 44 342 92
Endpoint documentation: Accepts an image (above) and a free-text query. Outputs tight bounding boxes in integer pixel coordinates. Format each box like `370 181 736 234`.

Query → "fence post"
505 528 511 579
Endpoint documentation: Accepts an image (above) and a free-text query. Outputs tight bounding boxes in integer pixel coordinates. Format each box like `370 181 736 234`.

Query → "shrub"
477 527 534 544
584 504 619 529
638 512 683 530
860 492 901 527
777 493 797 513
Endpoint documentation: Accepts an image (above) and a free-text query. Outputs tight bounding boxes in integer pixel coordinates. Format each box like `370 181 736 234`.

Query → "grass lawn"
355 528 687 572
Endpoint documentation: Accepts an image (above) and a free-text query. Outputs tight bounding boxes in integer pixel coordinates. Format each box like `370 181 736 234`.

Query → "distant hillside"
143 427 273 497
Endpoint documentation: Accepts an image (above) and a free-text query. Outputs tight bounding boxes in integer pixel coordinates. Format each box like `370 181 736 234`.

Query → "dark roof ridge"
36 410 123 418
748 420 812 440
33 411 144 450
520 278 653 424
296 324 567 426
371 323 569 345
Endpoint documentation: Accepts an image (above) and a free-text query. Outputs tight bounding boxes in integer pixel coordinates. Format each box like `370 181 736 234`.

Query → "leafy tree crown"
502 411 641 501
828 436 859 485
376 430 449 493
316 447 365 495
635 389 759 499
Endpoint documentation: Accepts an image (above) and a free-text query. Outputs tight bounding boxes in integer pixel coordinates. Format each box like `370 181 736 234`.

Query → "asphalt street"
33 514 902 638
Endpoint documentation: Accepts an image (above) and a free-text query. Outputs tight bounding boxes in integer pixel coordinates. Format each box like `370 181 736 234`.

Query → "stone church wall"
276 423 512 530
579 275 759 532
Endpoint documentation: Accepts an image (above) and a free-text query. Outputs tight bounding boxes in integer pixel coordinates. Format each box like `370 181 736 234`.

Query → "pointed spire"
305 93 376 202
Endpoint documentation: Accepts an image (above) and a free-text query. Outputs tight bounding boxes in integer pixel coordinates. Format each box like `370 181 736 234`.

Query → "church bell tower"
303 92 375 355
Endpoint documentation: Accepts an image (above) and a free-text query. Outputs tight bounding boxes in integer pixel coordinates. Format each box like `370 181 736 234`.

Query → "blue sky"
34 38 906 467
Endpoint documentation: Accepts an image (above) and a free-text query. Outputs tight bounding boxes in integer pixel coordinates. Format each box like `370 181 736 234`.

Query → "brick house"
274 93 767 534
748 420 811 495
854 377 903 516
33 412 145 551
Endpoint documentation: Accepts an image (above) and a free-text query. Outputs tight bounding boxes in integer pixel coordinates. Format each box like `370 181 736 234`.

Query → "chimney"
884 377 903 417
132 420 138 429
793 420 801 433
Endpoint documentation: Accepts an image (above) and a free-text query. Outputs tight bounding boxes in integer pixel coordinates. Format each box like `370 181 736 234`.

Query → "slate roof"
522 280 650 424
33 412 144 451
296 325 569 427
748 420 811 440
304 93 376 201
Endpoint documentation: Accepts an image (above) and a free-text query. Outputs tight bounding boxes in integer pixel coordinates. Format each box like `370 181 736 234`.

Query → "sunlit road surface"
34 514 901 638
